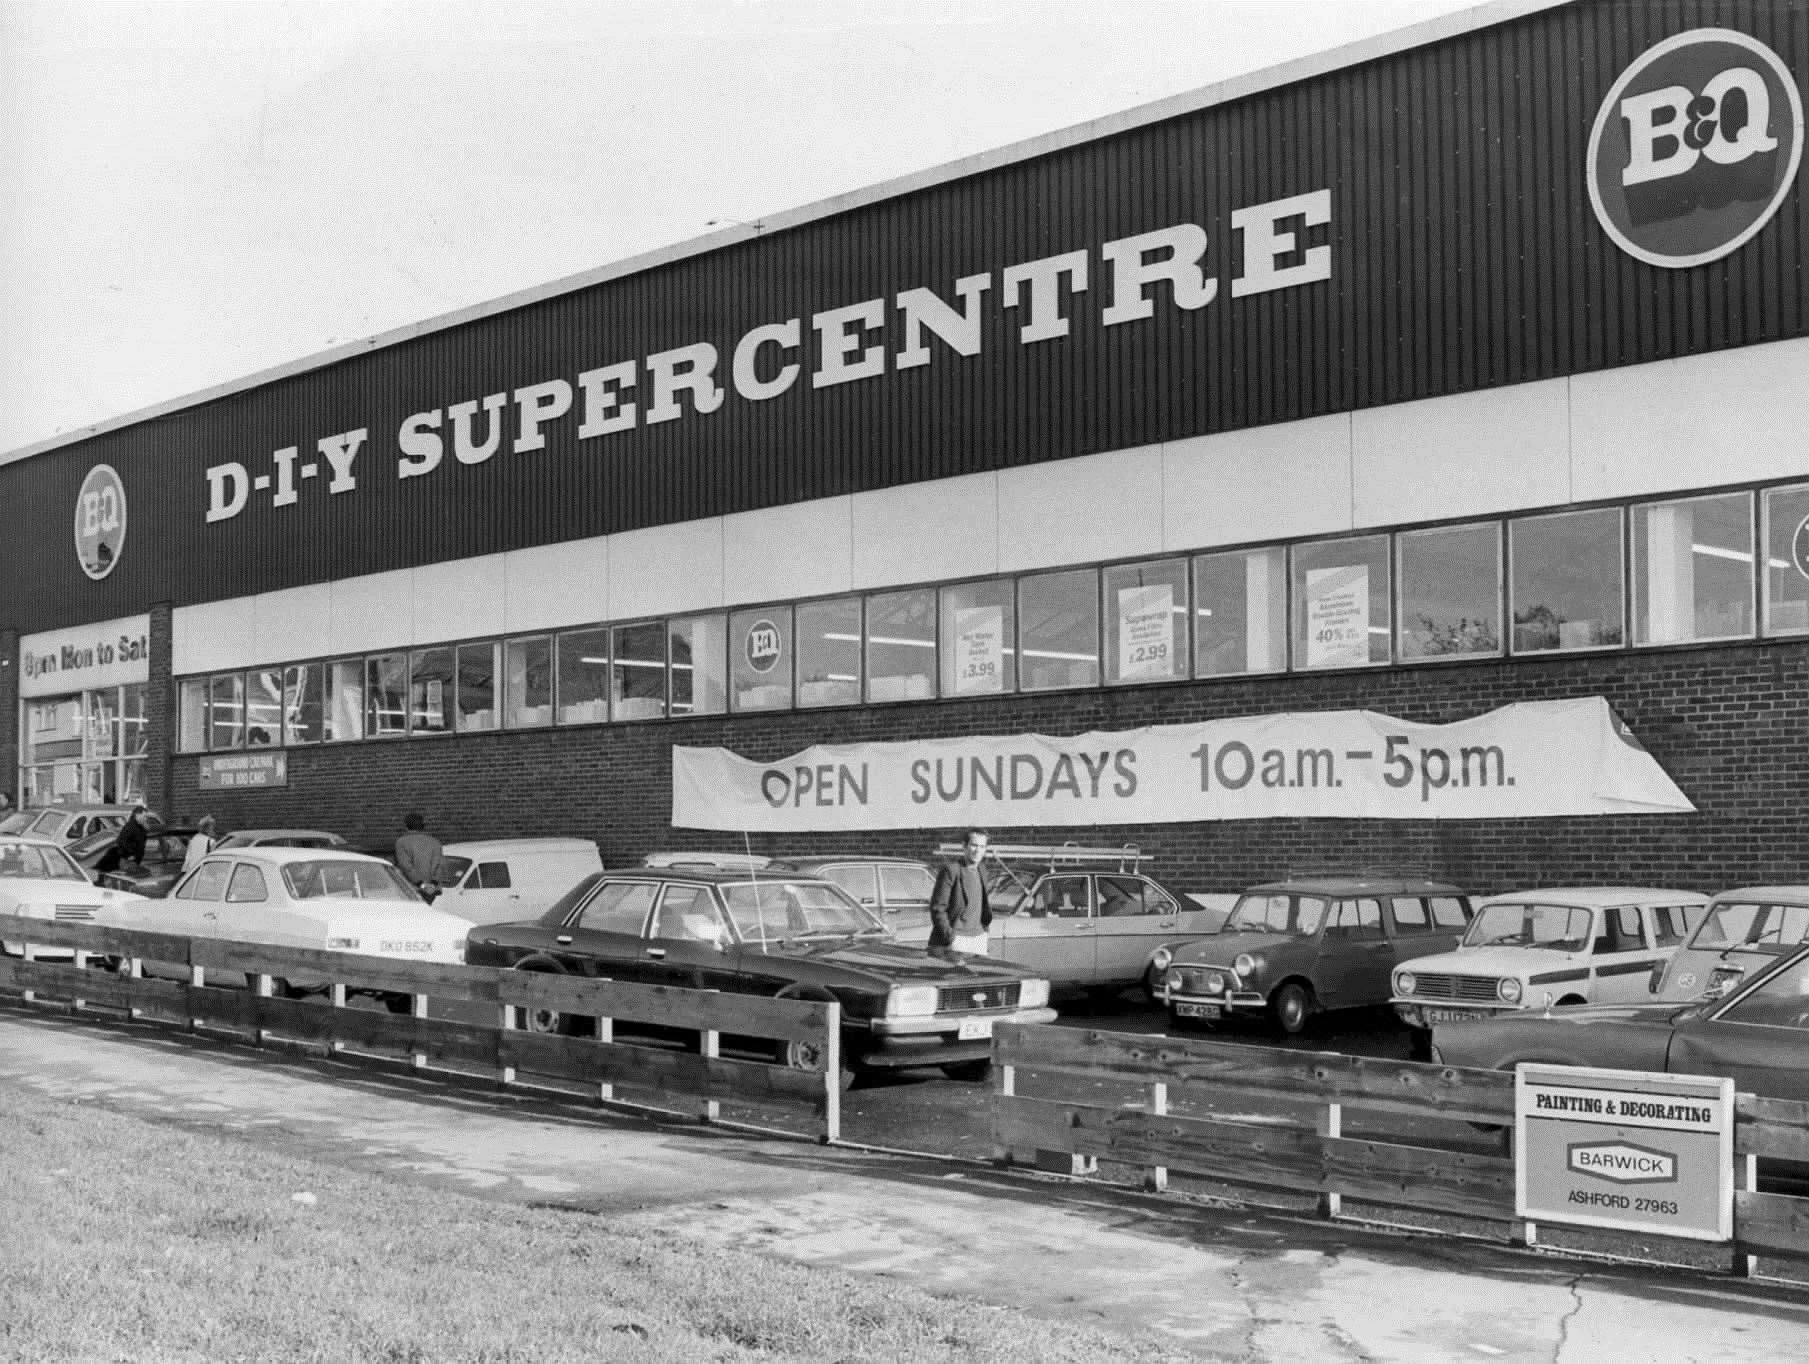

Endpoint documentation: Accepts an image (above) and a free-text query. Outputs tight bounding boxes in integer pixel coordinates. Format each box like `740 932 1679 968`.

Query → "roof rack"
933 841 1150 874
1280 863 1437 881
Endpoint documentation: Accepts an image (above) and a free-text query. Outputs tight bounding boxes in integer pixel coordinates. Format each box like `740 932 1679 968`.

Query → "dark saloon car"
1431 942 1809 1102
67 825 200 897
1159 873 1473 1035
464 869 1057 1080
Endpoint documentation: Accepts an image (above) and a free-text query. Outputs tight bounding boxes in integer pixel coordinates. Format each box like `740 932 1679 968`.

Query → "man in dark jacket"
96 805 150 875
927 829 993 954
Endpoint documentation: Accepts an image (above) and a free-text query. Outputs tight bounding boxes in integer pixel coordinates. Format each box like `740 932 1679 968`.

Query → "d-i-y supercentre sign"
1516 1065 1733 1242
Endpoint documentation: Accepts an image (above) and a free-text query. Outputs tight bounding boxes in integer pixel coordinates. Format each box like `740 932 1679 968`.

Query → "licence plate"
957 1018 994 1040
1422 1007 1486 1025
1174 1002 1221 1020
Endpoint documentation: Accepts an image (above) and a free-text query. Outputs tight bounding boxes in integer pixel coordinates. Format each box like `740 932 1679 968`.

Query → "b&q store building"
5 0 1808 892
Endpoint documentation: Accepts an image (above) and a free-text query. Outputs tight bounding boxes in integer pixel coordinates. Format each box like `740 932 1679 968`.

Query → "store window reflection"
1018 569 1100 691
611 622 667 721
366 653 409 738
1762 484 1809 636
940 579 1015 696
1632 493 1754 645
1105 560 1188 685
1510 509 1624 653
865 589 935 702
245 669 284 746
556 629 611 724
209 673 245 749
797 597 861 708
1194 547 1286 676
505 637 553 728
730 608 793 712
1292 536 1391 668
409 647 455 734
1397 524 1501 660
456 642 500 732
670 615 727 716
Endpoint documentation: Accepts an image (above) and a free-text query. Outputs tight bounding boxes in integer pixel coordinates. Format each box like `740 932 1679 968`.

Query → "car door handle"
556 934 573 945
645 947 667 959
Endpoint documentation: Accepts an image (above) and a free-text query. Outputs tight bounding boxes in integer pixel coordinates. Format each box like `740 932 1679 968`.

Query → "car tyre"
513 966 594 1038
1271 982 1313 1036
773 1036 856 1090
941 1058 993 1083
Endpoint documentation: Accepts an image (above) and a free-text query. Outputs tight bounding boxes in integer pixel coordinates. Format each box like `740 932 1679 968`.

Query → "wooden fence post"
72 950 88 1012
1317 1100 1342 1218
497 1001 516 1088
700 1029 719 1123
1734 1152 1759 1278
595 1013 615 1103
821 1004 841 1145
254 973 273 1047
22 943 36 1004
1146 1080 1169 1193
188 963 204 1031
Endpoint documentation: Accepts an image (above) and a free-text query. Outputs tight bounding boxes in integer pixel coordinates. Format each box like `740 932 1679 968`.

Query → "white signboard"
1305 565 1369 667
19 614 151 698
953 604 1004 695
1118 584 1174 681
672 696 1695 831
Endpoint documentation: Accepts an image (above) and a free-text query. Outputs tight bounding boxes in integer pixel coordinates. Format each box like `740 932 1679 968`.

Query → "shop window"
1292 535 1391 668
1631 493 1754 645
178 679 208 753
1018 569 1100 692
456 642 500 732
208 673 245 750
409 647 454 734
610 622 667 721
669 615 727 717
1762 484 1809 636
245 669 283 747
730 607 793 712
1510 509 1625 653
23 697 83 804
1194 547 1286 677
940 579 1015 697
504 637 553 728
797 597 861 708
1397 523 1502 660
1104 560 1187 685
865 589 936 703
283 664 323 745
365 653 409 738
555 629 611 724
325 658 365 741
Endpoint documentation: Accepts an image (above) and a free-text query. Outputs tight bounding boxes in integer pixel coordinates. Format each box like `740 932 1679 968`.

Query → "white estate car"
1652 886 1809 1003
1391 886 1708 1031
92 848 474 988
0 833 148 959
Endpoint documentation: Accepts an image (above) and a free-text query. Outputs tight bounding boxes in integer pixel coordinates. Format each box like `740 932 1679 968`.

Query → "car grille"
936 982 1020 1013
1410 973 1500 1002
1174 967 1227 994
54 904 96 921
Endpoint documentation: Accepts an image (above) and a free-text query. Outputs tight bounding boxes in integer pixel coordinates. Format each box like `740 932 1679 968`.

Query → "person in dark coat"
96 804 150 875
927 829 993 954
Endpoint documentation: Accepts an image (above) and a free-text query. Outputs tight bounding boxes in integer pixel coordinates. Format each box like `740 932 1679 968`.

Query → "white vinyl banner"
672 697 1695 832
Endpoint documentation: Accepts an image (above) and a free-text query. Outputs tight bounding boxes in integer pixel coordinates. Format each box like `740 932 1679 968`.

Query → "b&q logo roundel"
1589 28 1803 268
744 618 782 674
74 464 127 581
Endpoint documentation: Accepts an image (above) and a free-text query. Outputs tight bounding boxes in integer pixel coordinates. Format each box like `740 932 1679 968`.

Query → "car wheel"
1271 982 1313 1036
941 1058 993 1083
513 966 594 1037
773 1037 856 1090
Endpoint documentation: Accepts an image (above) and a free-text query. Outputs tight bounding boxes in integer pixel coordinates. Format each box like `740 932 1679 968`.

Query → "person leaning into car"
95 804 149 876
928 829 993 955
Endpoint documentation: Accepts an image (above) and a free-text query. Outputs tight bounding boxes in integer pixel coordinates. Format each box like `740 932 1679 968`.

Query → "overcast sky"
0 0 1483 457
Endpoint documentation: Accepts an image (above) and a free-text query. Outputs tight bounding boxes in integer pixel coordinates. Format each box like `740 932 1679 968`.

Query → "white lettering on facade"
1100 224 1216 325
732 320 803 401
1232 190 1333 297
812 298 888 388
1000 249 1090 343
645 343 724 425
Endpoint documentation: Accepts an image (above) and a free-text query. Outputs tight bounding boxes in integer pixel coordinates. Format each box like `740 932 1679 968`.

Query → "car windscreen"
0 842 89 882
0 812 39 835
282 860 420 901
1690 901 1809 953
721 880 883 943
1222 893 1327 936
65 829 120 860
1462 903 1592 950
436 856 474 885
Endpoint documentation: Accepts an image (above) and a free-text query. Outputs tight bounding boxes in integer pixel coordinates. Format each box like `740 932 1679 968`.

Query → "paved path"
2 1007 1805 1361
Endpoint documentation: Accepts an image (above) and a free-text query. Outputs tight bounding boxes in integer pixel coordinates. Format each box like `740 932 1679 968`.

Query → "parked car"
0 834 148 959
211 828 349 851
637 851 771 871
434 837 604 925
67 825 201 897
0 805 162 843
1430 942 1809 1103
1391 887 1709 1035
768 855 937 932
464 867 1056 1080
1652 886 1809 1004
1159 873 1474 1034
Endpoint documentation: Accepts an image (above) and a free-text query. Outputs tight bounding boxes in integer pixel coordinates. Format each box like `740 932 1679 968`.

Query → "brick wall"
165 639 1809 898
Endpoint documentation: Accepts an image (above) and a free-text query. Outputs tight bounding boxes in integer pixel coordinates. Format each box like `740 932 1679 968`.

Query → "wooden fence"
993 1022 1809 1277
0 914 843 1141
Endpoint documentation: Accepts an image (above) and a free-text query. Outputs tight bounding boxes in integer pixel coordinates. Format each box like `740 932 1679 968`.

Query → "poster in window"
1118 583 1175 680
1306 565 1369 667
954 605 1004 695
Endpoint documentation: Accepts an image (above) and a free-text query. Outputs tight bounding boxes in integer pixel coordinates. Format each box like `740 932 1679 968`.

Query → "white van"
434 837 604 925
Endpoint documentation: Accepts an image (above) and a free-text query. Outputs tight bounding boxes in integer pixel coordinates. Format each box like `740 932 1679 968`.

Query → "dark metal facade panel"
5 0 1807 634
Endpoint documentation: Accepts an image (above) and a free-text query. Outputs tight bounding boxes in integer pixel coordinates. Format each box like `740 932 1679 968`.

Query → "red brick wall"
165 639 1809 899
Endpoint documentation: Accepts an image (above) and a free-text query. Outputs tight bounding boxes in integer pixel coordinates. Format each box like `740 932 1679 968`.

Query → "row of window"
175 482 1809 751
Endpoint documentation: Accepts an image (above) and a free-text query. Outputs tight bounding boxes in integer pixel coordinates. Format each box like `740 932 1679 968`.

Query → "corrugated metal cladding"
5 0 1807 633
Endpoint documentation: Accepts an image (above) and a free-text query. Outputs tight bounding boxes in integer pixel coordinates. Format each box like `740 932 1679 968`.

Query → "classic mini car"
890 845 1226 996
0 834 148 959
768 855 938 933
1391 887 1708 1034
1160 873 1473 1034
67 824 201 897
434 837 604 925
1651 886 1809 1004
0 804 162 844
464 868 1056 1080
1430 942 1809 1104
211 828 350 851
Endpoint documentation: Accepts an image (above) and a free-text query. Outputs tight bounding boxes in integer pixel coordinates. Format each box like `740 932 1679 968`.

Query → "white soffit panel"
1162 413 1353 551
1572 337 1809 503
328 569 414 656
851 471 998 589
998 445 1165 573
502 537 609 634
1353 378 1571 526
607 518 724 622
172 597 260 675
251 584 331 667
723 495 854 604
415 553 508 643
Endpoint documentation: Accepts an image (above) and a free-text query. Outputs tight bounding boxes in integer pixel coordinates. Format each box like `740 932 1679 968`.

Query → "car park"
211 828 350 851
1391 887 1708 1035
0 833 148 959
1430 942 1809 1103
1652 886 1809 1004
67 824 201 897
433 837 604 925
464 867 1056 1080
1159 873 1473 1034
0 805 161 843
768 855 937 933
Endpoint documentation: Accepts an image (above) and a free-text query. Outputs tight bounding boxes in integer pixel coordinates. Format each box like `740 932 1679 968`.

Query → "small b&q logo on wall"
1589 28 1803 268
744 619 782 674
74 464 128 582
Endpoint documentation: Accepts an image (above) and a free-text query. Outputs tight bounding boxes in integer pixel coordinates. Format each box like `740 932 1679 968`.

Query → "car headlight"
1202 971 1227 996
886 984 938 1017
1395 971 1416 996
1018 978 1049 1009
1233 953 1260 980
1150 947 1174 973
1497 977 1523 1004
1165 968 1183 990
